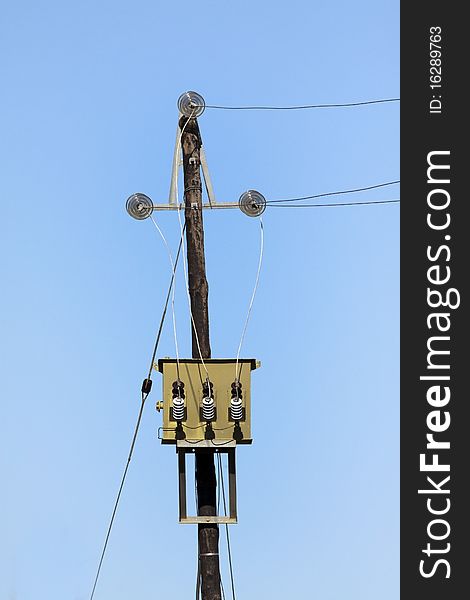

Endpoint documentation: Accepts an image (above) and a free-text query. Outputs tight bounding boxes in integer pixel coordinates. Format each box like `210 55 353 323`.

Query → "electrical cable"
149 180 400 212
270 198 400 208
152 198 400 211
176 204 210 381
217 453 236 600
205 98 399 110
171 437 236 446
89 392 146 600
217 459 227 600
182 423 235 431
89 244 184 600
220 575 226 600
235 217 264 381
145 224 186 380
217 455 222 516
195 459 226 600
265 180 399 204
211 439 238 447
150 215 185 381
196 561 201 600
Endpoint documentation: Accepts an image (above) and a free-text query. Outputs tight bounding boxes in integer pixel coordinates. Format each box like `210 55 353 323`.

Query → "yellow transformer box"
156 358 259 445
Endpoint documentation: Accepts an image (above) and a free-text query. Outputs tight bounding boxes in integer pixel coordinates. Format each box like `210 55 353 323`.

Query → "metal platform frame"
177 440 237 524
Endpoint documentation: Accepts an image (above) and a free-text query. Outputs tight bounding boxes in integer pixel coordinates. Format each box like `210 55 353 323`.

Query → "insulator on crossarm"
239 190 266 217
126 193 153 220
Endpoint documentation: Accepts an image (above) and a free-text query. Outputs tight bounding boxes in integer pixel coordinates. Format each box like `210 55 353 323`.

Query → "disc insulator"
238 190 266 217
177 91 205 117
126 193 153 220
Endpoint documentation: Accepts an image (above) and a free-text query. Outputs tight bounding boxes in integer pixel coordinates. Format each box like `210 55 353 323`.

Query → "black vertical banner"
401 4 467 600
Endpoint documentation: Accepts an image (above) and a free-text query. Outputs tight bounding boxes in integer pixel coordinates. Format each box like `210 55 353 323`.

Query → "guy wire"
89 245 184 599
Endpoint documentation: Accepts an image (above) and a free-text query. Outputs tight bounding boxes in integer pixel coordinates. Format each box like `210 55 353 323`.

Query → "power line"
89 241 184 600
89 394 146 600
148 180 400 212
269 198 400 208
146 223 186 380
205 98 399 110
235 218 264 381
182 180 400 210
266 180 400 204
149 197 400 212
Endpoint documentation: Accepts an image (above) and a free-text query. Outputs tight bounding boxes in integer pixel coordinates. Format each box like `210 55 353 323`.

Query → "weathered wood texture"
180 115 221 600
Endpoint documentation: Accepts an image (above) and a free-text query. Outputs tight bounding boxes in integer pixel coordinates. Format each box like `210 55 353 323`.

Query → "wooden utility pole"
180 115 222 600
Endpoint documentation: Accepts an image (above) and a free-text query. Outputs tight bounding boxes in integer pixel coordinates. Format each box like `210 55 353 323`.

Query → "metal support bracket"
177 444 237 524
168 115 217 207
168 117 183 205
200 145 216 207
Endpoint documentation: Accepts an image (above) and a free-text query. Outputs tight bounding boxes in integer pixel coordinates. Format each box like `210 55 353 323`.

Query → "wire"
145 224 186 380
153 180 400 212
211 439 237 447
89 394 146 600
195 548 226 600
182 423 234 431
195 461 226 600
205 98 399 110
235 217 264 381
169 437 236 446
266 180 399 204
196 560 201 600
220 575 226 600
89 255 183 600
269 198 400 208
217 456 222 515
150 215 185 381
176 204 210 381
217 454 236 600
150 197 399 211
216 457 226 600
157 427 177 440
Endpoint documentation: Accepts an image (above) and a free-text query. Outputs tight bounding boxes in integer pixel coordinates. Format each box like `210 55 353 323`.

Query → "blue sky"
1 1 399 599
